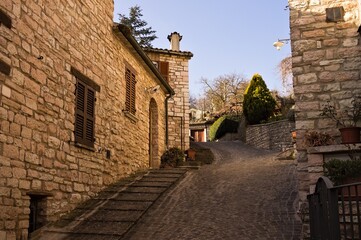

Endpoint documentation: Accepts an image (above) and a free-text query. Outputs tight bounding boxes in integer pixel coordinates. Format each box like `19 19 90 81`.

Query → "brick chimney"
167 32 182 51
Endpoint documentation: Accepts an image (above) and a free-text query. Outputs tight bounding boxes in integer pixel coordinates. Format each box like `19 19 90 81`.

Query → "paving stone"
40 142 301 240
122 142 302 240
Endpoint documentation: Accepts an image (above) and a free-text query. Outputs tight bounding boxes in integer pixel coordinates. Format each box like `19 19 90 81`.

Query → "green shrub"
324 158 361 185
243 74 277 124
209 115 239 141
160 147 184 168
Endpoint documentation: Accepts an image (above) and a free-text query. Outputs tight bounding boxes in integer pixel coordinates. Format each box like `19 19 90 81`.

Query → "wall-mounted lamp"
145 85 160 94
273 39 290 50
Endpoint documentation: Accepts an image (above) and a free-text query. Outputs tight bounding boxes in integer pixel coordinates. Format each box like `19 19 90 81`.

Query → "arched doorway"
149 98 159 168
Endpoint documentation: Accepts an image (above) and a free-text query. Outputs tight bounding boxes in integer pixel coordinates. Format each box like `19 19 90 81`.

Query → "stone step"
149 168 187 174
131 181 173 187
140 176 179 182
113 192 160 202
52 233 121 240
38 168 188 240
124 186 167 194
99 200 153 211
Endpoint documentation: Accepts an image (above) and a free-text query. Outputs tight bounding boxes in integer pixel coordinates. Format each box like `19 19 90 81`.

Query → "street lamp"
273 39 290 50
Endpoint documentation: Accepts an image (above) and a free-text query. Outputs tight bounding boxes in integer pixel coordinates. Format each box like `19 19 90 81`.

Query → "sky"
113 1 291 97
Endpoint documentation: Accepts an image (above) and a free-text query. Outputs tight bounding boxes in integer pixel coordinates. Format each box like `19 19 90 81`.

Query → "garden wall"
246 120 295 151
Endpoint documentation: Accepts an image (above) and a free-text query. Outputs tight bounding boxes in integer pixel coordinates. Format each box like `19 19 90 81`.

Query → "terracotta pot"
339 127 361 144
186 149 196 161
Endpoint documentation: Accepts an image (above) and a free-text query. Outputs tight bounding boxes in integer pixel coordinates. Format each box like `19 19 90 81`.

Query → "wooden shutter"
130 71 136 114
158 61 169 82
125 68 136 115
75 79 95 148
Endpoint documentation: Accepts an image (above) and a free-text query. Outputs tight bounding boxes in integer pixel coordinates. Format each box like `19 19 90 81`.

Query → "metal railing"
308 177 361 240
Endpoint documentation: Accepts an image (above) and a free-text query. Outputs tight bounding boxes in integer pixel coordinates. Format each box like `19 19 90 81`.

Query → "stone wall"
246 120 295 151
289 0 361 237
0 1 170 239
145 49 193 151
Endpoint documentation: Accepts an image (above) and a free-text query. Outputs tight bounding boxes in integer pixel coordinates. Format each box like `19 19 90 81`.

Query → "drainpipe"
165 94 172 149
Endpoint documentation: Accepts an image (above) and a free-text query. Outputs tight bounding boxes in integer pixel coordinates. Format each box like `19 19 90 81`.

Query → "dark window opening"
28 195 47 236
326 7 345 22
0 59 11 76
0 9 12 29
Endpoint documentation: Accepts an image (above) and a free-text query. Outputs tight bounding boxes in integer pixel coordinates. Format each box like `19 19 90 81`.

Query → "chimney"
167 32 182 51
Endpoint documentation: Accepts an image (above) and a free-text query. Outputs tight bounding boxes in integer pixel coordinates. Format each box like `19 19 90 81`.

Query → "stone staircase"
36 168 188 240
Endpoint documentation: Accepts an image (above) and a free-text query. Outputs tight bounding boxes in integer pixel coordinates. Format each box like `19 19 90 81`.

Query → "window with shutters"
125 67 137 115
71 67 100 149
157 61 169 82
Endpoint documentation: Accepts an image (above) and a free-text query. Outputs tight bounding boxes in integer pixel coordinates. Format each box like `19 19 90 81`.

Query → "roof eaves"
143 47 194 59
114 23 175 95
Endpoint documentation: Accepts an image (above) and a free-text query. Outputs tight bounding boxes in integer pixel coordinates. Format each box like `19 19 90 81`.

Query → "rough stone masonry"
288 0 361 237
0 0 193 239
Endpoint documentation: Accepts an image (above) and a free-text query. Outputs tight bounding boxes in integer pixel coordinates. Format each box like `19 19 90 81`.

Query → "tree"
189 95 197 109
243 74 277 124
277 56 293 95
200 73 248 114
119 5 157 47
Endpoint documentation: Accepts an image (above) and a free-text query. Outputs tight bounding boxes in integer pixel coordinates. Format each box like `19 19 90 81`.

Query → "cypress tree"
243 74 276 124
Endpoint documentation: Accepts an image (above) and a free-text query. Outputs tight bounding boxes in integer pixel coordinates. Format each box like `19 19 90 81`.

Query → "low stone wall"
246 120 295 151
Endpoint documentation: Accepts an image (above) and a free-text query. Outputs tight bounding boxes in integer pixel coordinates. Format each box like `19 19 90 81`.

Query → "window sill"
123 111 138 123
73 141 96 151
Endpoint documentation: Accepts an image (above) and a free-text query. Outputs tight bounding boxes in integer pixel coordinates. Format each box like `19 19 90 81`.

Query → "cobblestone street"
123 141 302 240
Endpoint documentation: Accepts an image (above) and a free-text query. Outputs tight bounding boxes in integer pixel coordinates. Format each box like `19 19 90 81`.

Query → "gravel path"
122 141 302 240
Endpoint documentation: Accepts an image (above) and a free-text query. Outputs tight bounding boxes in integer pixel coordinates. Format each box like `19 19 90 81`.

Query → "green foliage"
160 147 184 168
209 115 239 141
243 74 277 124
119 5 157 47
181 143 215 167
324 158 361 185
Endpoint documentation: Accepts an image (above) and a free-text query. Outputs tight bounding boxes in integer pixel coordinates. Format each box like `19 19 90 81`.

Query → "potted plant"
304 131 335 147
320 96 361 144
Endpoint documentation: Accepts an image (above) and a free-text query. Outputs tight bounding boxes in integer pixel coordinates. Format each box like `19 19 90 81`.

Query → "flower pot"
186 148 196 161
339 127 360 144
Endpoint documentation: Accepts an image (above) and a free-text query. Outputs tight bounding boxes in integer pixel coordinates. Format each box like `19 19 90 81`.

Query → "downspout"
165 94 172 149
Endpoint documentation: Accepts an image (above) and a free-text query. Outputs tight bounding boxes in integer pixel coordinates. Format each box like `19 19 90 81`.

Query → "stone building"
0 1 183 239
288 0 361 236
144 32 193 151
